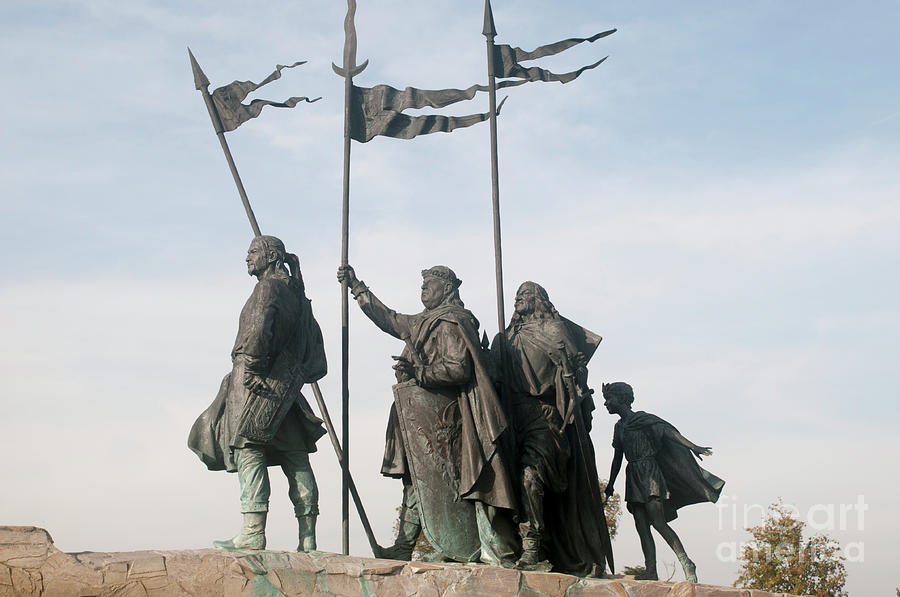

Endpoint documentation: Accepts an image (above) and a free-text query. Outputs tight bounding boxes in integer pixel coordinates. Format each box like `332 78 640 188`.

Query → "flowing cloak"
492 316 610 576
188 275 327 472
352 286 516 510
613 411 725 522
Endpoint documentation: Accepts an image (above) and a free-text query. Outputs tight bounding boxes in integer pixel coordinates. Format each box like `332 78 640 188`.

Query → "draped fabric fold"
211 61 321 132
492 28 616 85
506 30 615 63
349 83 508 143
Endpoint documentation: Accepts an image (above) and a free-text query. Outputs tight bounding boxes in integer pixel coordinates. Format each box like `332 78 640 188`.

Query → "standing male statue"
337 264 518 565
491 281 612 575
189 235 327 551
602 382 724 582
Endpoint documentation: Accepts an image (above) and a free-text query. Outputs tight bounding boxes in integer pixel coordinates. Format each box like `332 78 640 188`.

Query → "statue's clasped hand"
572 351 588 369
336 264 359 287
602 485 614 506
391 355 417 383
243 371 273 397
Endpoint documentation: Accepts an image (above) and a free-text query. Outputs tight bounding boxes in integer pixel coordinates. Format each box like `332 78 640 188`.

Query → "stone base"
0 526 797 597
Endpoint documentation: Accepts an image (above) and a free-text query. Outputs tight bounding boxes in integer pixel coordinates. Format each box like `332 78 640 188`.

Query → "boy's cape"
623 411 725 521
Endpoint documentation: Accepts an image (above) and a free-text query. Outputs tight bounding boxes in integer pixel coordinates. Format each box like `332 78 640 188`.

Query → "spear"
332 0 368 556
188 49 261 238
189 47 379 555
482 0 505 335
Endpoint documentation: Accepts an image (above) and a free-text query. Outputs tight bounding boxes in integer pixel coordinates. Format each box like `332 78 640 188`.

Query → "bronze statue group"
188 237 725 582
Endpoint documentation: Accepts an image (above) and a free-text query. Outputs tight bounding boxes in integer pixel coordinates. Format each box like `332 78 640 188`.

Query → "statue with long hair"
189 235 327 552
492 281 611 575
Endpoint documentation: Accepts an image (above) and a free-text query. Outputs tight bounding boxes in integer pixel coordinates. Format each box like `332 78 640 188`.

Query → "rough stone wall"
0 526 798 597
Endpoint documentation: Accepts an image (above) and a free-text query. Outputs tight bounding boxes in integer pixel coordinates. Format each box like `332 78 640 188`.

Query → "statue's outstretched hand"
572 351 588 369
692 445 713 460
337 264 359 287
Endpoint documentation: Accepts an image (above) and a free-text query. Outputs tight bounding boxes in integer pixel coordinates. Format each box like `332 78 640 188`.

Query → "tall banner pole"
339 43 352 558
483 0 505 334
332 0 368 555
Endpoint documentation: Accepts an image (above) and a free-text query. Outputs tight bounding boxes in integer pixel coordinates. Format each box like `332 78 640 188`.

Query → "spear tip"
188 47 210 90
482 0 497 38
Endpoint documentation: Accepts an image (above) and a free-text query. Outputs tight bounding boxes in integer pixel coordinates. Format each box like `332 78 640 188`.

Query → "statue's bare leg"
645 498 697 582
631 504 658 580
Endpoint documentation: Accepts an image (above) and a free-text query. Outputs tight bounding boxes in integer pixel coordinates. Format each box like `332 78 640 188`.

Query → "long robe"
493 316 610 576
352 287 516 511
188 274 327 473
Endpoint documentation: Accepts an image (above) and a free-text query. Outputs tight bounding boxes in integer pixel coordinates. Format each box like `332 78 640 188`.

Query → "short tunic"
611 411 725 523
613 418 670 506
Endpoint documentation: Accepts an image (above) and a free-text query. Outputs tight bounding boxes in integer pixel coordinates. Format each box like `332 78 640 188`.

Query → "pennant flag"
333 0 515 143
349 82 513 143
209 61 321 132
492 29 616 85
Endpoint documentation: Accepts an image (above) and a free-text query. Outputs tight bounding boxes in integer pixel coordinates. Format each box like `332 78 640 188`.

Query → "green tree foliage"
411 527 435 560
734 500 848 597
598 479 622 540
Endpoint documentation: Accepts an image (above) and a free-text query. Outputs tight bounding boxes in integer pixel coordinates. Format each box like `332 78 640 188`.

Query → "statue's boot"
634 566 658 580
515 537 552 572
678 553 698 583
373 519 420 561
297 514 317 552
213 512 267 551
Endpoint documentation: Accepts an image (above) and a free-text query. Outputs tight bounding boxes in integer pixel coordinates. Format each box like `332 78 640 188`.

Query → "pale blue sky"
1 1 898 594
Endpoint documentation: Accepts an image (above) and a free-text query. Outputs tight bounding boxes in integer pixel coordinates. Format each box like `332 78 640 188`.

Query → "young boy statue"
602 382 725 582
